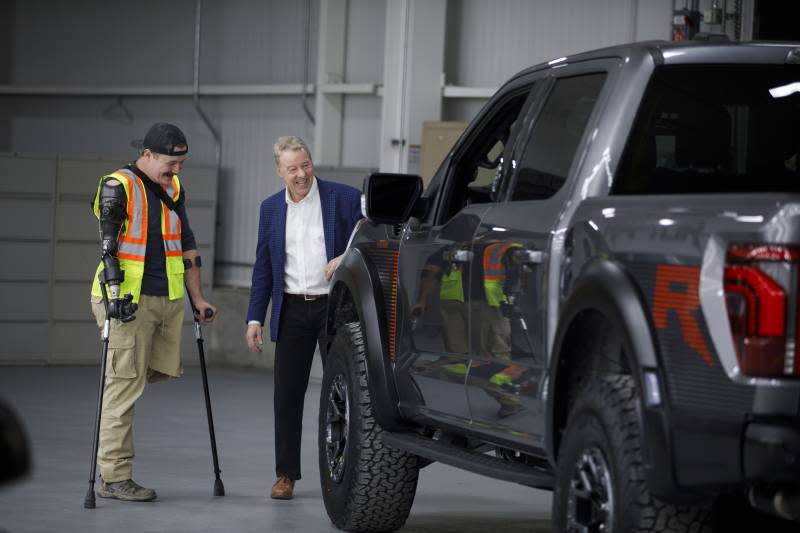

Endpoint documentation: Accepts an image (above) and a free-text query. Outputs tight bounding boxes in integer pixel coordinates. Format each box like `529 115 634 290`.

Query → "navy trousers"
273 293 328 480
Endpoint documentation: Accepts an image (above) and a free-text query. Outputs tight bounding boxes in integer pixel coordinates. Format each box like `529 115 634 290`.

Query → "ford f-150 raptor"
318 40 800 532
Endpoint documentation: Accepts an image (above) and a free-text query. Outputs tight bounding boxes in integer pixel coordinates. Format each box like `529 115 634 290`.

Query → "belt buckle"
304 294 317 301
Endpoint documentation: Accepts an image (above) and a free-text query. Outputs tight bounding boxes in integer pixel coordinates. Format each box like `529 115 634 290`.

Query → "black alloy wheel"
324 373 350 483
566 446 614 533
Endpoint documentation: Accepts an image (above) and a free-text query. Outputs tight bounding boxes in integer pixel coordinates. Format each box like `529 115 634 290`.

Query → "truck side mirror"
363 173 424 225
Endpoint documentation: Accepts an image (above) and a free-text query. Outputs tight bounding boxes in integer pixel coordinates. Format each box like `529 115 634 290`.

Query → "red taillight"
724 244 800 378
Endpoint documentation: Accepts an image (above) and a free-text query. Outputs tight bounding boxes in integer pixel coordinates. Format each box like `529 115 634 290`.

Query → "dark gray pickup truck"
318 40 800 532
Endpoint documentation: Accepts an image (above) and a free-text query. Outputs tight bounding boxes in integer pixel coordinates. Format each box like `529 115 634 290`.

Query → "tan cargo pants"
90 294 185 482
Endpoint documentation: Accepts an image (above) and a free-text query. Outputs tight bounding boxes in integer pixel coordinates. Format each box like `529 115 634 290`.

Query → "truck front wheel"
318 322 420 532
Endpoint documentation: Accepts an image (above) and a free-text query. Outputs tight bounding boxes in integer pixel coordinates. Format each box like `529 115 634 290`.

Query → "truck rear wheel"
318 322 420 532
552 374 711 533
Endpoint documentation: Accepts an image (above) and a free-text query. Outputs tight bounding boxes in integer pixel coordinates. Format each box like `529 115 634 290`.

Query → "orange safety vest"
90 168 185 302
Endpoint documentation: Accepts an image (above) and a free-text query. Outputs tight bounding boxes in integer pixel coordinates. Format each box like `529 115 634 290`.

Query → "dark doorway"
754 1 800 41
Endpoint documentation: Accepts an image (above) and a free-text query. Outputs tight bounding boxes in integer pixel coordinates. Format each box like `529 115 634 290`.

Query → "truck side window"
437 90 532 224
510 73 607 201
614 65 800 195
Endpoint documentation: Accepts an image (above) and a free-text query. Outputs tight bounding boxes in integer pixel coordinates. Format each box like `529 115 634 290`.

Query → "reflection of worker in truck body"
411 237 531 417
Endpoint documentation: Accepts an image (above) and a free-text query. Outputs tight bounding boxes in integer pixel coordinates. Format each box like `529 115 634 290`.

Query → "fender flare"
545 258 680 500
327 248 405 431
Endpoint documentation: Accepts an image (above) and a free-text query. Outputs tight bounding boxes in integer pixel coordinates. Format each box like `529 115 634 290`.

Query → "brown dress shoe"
270 476 295 500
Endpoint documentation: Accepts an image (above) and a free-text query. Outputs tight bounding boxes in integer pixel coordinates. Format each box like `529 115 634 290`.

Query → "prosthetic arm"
98 180 137 322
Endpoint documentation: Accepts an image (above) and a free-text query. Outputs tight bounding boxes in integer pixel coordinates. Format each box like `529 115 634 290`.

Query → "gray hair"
273 136 311 166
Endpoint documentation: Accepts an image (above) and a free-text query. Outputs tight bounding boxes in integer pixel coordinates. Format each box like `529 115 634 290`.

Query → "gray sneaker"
97 479 157 502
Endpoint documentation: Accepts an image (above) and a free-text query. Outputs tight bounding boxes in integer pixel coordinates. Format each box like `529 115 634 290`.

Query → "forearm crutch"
84 274 111 509
185 287 225 496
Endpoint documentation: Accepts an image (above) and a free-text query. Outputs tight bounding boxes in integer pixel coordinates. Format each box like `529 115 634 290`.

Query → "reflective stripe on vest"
112 170 147 261
161 177 183 257
90 170 184 302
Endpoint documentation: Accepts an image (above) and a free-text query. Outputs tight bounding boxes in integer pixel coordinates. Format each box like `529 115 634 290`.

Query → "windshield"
614 64 800 194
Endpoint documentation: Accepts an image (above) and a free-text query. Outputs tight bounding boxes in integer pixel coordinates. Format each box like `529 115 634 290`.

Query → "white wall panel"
345 0 386 83
341 95 382 168
212 95 315 287
200 0 319 84
636 0 673 41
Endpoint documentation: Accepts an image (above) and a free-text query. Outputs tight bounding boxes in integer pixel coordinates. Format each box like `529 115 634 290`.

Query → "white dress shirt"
283 176 329 295
248 177 330 327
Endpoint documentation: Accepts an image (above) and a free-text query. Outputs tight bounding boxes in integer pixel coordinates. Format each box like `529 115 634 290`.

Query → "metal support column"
379 0 446 173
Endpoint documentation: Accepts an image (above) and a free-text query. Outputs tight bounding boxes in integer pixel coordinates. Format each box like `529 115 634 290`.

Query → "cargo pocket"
106 337 137 379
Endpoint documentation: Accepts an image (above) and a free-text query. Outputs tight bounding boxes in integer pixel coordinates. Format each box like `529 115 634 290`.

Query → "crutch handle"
204 308 213 319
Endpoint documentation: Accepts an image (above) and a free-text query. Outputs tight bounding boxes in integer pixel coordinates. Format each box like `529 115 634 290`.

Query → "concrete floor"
0 366 553 533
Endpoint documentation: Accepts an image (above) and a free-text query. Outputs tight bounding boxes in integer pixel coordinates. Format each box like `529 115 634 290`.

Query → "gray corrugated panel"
182 166 218 201
0 155 56 193
0 198 52 239
1 99 218 169
346 0 386 83
0 155 55 363
58 158 126 195
56 202 96 241
13 1 194 85
0 282 49 322
11 0 320 85
185 206 216 247
445 0 647 88
1 242 51 281
50 323 101 364
55 242 98 282
0 323 50 363
53 283 94 322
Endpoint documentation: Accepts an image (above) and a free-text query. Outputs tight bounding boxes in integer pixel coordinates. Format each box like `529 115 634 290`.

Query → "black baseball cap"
142 123 188 156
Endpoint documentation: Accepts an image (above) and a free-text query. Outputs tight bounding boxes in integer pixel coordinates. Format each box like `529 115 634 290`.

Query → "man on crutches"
85 123 216 504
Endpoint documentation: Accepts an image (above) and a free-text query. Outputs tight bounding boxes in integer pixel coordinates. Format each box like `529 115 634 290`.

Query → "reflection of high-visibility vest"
490 364 525 387
440 265 465 302
439 242 522 307
90 169 185 303
482 242 522 307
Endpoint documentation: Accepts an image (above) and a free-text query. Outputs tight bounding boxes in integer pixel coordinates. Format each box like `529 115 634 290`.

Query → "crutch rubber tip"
214 479 225 496
84 489 96 509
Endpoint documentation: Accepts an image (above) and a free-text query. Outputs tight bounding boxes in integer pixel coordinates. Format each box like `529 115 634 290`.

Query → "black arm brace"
98 180 128 290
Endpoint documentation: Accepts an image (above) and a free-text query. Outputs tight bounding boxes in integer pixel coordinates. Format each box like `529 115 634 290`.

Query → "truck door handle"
514 248 543 265
452 249 474 263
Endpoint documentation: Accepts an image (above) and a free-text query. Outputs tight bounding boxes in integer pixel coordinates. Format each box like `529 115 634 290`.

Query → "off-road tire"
318 322 420 532
553 374 711 533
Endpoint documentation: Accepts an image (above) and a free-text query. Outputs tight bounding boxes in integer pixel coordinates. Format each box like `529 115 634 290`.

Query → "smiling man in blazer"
245 135 362 500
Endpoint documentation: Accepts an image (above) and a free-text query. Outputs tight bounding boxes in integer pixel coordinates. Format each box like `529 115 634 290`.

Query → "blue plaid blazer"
246 178 363 341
